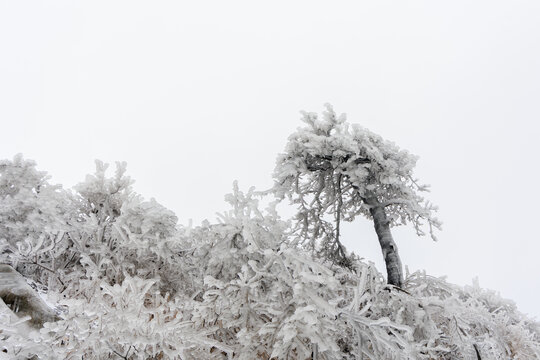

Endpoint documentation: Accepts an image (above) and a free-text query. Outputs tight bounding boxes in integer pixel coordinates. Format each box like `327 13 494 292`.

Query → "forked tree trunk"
365 196 404 288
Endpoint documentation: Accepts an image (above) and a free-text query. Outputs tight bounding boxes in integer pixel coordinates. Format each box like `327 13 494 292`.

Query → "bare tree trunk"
365 196 403 288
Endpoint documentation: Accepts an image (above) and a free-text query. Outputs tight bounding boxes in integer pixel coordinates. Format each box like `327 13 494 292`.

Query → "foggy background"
1 1 539 317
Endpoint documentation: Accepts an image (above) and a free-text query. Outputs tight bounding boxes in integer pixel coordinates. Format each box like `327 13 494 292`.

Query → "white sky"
1 1 539 318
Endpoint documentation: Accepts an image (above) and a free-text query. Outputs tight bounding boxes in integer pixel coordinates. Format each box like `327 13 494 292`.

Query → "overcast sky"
1 1 539 318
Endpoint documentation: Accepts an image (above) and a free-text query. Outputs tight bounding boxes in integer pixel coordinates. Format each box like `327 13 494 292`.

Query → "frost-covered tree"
67 160 189 301
274 105 441 287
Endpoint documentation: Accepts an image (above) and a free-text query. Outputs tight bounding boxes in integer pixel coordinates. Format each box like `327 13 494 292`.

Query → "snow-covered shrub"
63 160 189 299
192 236 344 359
28 276 214 359
403 272 540 359
0 154 78 291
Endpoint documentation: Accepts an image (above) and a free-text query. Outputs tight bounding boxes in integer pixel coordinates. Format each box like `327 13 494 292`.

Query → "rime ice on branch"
273 104 441 287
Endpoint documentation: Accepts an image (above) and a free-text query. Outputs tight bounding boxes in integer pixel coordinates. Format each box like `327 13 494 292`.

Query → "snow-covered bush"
190 183 343 358
0 154 78 291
